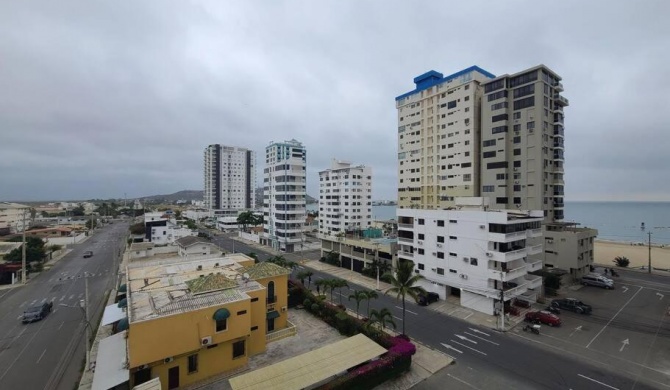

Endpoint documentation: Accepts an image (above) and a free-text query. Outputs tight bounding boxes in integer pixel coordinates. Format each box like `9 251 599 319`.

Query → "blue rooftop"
395 65 496 101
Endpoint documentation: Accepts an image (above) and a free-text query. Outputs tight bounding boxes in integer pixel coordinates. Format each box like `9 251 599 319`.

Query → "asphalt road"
0 221 128 390
211 233 665 390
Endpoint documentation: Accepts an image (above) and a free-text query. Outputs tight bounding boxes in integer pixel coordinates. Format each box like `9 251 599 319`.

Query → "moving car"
551 298 592 314
83 251 93 258
524 310 562 326
581 274 614 289
22 302 53 323
417 292 440 306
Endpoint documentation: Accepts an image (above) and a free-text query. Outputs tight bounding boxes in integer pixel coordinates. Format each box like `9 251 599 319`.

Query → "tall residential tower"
262 139 306 253
203 145 256 211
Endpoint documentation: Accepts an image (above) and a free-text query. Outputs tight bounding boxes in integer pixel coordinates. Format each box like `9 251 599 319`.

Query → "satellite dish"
243 273 250 281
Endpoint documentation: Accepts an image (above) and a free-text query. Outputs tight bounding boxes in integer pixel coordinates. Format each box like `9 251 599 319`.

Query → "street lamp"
373 242 381 291
60 273 91 370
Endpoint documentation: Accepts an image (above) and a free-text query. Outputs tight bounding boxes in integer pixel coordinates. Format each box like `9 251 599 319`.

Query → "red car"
524 310 561 327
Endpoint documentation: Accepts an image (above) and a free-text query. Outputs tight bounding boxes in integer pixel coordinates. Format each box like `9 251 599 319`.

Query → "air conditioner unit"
432 252 437 256
486 252 493 257
463 257 469 262
164 357 174 364
460 274 468 279
415 269 420 273
197 265 203 271
514 181 519 185
431 268 437 272
437 243 443 248
479 225 486 229
281 306 287 312
513 168 518 172
201 336 212 346
139 364 150 370
417 240 423 245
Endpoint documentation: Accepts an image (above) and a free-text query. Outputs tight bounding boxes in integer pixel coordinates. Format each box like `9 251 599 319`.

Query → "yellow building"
125 254 290 389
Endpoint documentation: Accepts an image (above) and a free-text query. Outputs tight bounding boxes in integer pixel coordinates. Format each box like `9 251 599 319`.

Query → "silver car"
581 274 614 289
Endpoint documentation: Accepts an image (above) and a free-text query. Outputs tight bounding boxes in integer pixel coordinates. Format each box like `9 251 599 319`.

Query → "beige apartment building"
395 67 496 210
0 202 30 235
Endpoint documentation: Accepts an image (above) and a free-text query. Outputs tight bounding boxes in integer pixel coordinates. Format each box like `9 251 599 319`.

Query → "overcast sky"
1 1 668 202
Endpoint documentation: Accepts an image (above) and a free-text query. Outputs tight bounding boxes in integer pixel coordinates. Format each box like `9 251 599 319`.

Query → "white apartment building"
397 198 544 315
261 139 306 253
0 202 30 234
203 145 256 212
395 67 496 209
318 159 372 237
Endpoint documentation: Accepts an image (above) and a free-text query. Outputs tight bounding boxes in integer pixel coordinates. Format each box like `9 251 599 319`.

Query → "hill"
142 190 203 203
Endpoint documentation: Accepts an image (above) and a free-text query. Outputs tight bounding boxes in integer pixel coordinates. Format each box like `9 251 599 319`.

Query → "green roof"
117 298 127 308
117 317 129 331
242 262 290 280
186 273 238 295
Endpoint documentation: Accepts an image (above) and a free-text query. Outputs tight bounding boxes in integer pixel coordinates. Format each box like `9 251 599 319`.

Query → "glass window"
188 354 198 373
216 318 227 332
233 340 245 359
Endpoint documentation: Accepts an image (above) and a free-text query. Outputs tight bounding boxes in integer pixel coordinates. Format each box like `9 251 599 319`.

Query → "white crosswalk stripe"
78 293 84 299
19 301 26 307
60 295 65 301
69 295 74 300
50 297 56 302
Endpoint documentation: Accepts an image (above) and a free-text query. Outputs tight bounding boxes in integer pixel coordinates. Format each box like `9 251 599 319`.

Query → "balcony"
553 139 564 148
553 201 564 208
399 250 414 258
555 95 569 106
526 259 543 272
490 263 527 281
488 247 527 263
489 230 527 243
553 125 564 137
554 82 564 92
397 236 413 244
527 228 542 238
527 244 543 255
398 223 414 230
524 274 543 289
503 282 529 300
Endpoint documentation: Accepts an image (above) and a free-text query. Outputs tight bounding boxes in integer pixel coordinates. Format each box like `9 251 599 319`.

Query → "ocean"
308 202 670 244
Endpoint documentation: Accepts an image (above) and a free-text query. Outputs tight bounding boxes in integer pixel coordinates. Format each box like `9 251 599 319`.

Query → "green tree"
348 290 367 318
384 260 426 335
71 204 86 216
252 214 264 227
363 290 379 318
247 252 259 264
314 279 328 297
5 237 46 263
613 256 630 268
323 250 340 266
296 270 310 286
236 211 255 232
86 219 97 229
184 219 197 230
369 308 396 331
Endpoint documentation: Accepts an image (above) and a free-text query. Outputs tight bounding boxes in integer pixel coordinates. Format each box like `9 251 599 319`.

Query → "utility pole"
500 271 505 331
21 209 27 284
648 232 652 274
84 274 91 370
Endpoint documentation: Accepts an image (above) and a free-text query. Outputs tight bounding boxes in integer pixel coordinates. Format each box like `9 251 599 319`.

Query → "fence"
266 320 297 343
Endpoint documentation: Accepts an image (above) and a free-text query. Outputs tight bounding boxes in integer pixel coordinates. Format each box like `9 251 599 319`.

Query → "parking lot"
513 273 670 387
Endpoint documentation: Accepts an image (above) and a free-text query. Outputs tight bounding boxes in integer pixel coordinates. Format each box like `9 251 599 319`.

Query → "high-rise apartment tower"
203 145 256 211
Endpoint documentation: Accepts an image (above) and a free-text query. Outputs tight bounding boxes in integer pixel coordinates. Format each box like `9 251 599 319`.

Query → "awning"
101 304 126 326
117 317 129 332
213 308 230 321
118 284 127 293
117 298 127 308
91 330 129 390
266 310 280 319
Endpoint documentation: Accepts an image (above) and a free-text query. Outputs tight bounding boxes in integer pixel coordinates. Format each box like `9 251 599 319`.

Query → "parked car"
417 292 440 306
83 251 93 258
551 298 592 314
525 310 562 326
22 302 53 323
581 274 614 289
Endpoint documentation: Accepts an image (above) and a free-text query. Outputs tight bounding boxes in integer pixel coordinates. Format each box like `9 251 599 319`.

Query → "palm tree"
348 290 367 318
363 290 379 318
314 279 326 297
236 211 255 232
369 308 396 331
296 270 310 285
384 260 426 335
332 279 349 304
304 270 313 288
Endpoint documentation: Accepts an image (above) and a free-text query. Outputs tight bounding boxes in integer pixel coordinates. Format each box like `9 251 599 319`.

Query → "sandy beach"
595 240 670 270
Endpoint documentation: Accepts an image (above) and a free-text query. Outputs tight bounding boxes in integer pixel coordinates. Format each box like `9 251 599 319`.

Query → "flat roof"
127 255 265 323
228 334 386 390
91 331 129 390
395 65 495 101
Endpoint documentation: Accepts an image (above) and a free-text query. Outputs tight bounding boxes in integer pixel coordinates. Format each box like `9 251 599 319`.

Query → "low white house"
175 236 221 257
397 198 544 315
149 225 195 246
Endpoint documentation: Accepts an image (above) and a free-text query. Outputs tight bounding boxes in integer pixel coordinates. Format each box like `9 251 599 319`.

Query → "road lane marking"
36 349 47 364
16 315 22 320
29 300 37 305
447 374 478 388
619 338 629 352
455 334 477 344
58 321 64 330
569 325 583 337
392 315 403 321
69 295 74 300
577 374 620 389
441 343 462 354
464 332 499 345
468 327 490 337
50 297 56 302
586 286 642 348
60 295 65 301
450 340 487 356
395 306 417 315
19 301 26 307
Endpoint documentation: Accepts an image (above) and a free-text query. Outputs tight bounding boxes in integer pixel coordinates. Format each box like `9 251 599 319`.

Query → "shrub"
304 299 312 308
613 256 630 267
310 303 320 314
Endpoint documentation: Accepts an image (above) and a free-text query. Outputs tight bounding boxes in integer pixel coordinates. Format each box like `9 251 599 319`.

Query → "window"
492 125 508 134
485 79 505 93
449 220 457 223
437 236 445 243
463 173 471 182
251 325 259 331
509 70 538 87
514 149 521 156
436 268 445 275
513 136 521 144
483 185 495 192
514 185 521 191
514 197 521 204
491 102 508 111
513 112 521 120
492 114 508 122
437 252 445 259
188 354 198 373
487 90 508 101
514 160 521 168
449 236 457 240
496 173 506 180
418 233 425 240
483 139 496 147
449 269 457 274
251 297 259 302
527 121 535 130
418 219 424 225
483 151 496 158
437 220 445 227
513 124 521 132
449 252 457 257
496 197 508 204
513 96 535 110
233 340 246 359
448 100 457 109
470 258 478 266
487 161 508 169
237 310 247 315
216 318 227 332
462 162 472 168
513 84 535 98
418 248 425 255
418 263 425 270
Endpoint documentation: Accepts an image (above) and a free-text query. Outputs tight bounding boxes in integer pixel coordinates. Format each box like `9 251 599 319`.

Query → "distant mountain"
142 190 203 203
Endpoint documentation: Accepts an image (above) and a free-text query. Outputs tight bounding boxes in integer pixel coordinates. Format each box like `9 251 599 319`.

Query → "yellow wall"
255 274 289 330
246 289 267 356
